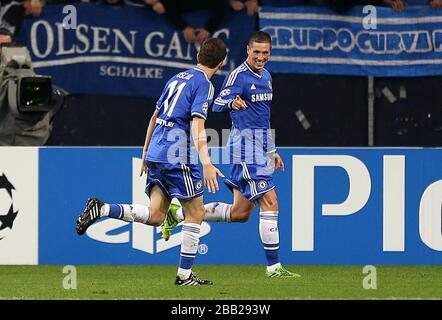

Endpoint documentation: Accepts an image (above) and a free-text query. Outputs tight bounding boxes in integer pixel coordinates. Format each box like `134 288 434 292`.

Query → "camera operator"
0 27 12 45
0 29 66 146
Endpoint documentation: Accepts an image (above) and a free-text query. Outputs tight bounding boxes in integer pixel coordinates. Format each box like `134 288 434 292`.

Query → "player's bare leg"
148 185 170 226
163 187 254 239
230 189 255 222
162 189 254 240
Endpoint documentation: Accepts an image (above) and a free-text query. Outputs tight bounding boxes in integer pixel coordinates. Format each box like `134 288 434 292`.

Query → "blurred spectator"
381 0 406 11
381 0 442 11
104 0 123 6
259 0 305 5
145 0 165 14
430 0 442 9
307 0 377 13
97 0 144 6
229 0 259 16
123 0 145 7
0 0 43 36
230 0 245 10
0 27 13 46
25 0 43 16
44 0 78 3
160 0 228 44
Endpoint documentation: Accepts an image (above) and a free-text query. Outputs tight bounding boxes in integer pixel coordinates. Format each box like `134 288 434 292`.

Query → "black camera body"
7 69 53 114
1 46 54 114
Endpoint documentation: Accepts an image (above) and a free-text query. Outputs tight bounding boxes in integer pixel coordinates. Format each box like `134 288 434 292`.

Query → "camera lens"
19 77 52 110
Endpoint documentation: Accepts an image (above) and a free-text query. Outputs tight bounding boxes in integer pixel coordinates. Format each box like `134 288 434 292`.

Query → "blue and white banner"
260 6 442 77
18 4 256 97
1 147 442 265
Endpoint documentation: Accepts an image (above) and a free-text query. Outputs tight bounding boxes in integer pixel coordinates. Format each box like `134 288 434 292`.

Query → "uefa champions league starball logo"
202 102 208 115
0 174 18 240
219 88 231 97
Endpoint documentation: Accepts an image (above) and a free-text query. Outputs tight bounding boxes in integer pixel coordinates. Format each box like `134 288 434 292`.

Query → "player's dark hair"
248 31 272 48
198 38 227 69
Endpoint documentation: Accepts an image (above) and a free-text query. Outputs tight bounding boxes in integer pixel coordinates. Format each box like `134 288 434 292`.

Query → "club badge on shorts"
195 180 203 191
257 180 268 190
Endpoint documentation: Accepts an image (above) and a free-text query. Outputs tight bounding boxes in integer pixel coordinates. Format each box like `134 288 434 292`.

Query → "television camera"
0 44 67 146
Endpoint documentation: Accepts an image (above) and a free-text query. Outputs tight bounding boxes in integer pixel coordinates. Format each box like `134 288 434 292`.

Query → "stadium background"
0 0 441 301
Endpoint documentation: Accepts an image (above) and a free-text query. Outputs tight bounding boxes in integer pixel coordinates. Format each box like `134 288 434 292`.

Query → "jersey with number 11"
146 67 215 164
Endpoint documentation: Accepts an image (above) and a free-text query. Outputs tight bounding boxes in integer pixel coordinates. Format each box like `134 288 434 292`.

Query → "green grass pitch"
0 265 441 300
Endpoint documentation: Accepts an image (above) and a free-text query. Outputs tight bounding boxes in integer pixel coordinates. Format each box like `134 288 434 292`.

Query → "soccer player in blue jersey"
75 38 227 286
163 31 300 278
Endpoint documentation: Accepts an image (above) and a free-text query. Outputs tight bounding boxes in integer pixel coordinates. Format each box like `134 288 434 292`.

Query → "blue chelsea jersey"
213 61 273 129
146 67 215 164
213 61 276 164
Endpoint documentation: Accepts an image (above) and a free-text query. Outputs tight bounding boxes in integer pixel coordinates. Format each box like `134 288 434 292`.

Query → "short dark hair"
198 38 227 69
248 31 272 48
0 28 12 37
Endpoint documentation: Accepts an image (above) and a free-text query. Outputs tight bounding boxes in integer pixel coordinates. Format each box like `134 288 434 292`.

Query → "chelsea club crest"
257 180 268 190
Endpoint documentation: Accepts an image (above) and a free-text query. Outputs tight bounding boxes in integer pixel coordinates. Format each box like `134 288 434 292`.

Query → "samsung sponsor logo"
251 93 273 102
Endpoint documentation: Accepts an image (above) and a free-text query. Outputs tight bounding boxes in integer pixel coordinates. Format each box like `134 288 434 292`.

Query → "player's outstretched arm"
140 109 159 176
213 94 246 112
191 117 225 193
213 77 244 112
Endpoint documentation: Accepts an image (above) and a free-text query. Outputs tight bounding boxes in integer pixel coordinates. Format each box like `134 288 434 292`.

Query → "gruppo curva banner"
18 3 255 98
1 147 441 265
259 5 442 77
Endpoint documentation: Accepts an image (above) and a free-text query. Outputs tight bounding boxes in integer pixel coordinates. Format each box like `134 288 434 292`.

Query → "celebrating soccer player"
163 31 300 278
75 38 227 286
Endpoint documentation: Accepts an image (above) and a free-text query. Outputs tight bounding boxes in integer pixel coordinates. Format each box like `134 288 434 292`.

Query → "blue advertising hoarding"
37 147 442 265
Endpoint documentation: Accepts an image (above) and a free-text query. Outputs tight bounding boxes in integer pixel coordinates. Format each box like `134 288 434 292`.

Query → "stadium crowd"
0 0 441 42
